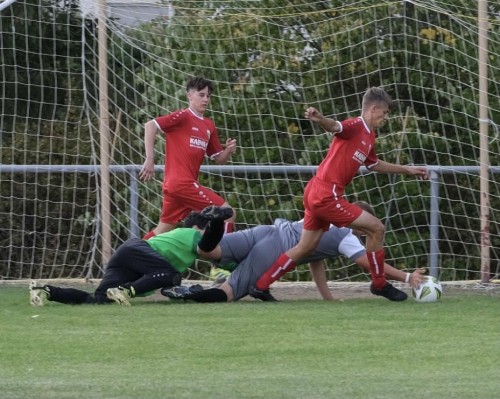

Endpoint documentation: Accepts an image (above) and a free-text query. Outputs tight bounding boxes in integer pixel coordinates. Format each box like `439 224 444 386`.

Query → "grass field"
0 284 498 399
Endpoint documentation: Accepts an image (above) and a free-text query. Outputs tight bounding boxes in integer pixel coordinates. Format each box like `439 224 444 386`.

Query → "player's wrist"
405 273 411 283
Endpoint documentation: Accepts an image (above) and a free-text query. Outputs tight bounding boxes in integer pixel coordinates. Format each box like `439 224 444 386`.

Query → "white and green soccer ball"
412 276 443 303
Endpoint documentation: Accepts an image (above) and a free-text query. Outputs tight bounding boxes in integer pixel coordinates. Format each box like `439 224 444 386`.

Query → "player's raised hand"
224 137 237 155
304 107 324 122
139 158 155 181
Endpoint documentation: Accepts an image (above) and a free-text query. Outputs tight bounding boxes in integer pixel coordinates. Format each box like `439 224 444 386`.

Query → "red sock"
256 253 297 291
367 248 387 289
143 230 156 240
224 222 234 234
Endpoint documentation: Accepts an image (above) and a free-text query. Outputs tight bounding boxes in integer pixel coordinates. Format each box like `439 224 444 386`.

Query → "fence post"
429 170 440 277
128 171 140 238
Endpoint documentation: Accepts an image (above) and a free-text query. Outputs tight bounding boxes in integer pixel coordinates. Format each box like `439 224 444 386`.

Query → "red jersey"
154 108 223 191
315 117 379 192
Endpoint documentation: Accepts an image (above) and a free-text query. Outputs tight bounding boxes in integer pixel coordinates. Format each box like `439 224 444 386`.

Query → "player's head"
361 87 392 128
182 211 210 230
186 77 214 94
186 77 213 115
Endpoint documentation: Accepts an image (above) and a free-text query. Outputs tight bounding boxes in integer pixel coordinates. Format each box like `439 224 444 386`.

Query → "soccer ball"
412 276 443 303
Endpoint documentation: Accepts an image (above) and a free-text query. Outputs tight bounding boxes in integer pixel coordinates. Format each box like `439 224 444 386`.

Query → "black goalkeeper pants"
46 238 181 304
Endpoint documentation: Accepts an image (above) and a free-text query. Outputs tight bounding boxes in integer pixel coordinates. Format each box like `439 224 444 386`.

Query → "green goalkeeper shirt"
146 228 202 272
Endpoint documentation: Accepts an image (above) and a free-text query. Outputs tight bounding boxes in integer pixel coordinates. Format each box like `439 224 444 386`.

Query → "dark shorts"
95 239 178 297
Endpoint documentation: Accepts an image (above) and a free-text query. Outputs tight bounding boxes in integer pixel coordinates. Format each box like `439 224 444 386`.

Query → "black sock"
44 285 98 304
198 219 224 252
188 288 228 303
124 272 181 296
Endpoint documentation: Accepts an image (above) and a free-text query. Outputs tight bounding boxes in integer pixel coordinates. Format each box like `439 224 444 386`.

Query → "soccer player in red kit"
255 87 428 300
140 77 237 239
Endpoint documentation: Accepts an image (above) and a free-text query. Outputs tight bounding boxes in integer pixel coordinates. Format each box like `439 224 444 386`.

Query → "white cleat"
106 287 132 306
29 280 48 307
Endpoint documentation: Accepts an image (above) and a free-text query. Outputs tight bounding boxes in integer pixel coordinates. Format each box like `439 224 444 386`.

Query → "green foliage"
0 0 85 129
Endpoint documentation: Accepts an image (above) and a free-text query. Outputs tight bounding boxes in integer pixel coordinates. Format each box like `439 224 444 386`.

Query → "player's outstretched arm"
407 268 427 287
354 255 426 287
371 160 428 180
139 120 160 181
309 260 335 301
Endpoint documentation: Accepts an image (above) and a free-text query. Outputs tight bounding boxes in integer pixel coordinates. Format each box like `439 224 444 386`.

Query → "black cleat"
200 206 234 222
161 284 204 299
249 287 278 302
370 282 408 301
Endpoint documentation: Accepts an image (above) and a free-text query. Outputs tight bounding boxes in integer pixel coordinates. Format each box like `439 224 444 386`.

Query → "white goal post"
0 0 499 284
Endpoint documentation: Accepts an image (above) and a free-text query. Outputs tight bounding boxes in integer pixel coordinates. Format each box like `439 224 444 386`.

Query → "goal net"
1 0 499 284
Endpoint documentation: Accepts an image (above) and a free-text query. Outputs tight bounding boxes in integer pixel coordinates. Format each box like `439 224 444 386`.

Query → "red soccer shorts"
302 177 363 231
160 182 225 224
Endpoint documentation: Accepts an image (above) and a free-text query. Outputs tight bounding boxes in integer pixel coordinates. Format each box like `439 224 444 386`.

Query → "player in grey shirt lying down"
161 202 425 302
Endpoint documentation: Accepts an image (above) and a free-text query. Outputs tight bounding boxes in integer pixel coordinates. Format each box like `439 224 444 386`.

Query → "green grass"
1 286 499 399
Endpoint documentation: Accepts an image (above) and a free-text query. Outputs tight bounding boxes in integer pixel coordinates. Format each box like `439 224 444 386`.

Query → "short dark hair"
354 200 375 216
182 211 209 229
186 77 213 95
362 87 392 110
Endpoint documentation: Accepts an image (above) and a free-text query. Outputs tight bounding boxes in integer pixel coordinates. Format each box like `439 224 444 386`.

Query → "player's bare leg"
350 212 406 301
349 212 386 287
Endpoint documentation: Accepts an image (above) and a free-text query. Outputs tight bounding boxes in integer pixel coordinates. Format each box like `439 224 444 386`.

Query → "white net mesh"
1 0 499 282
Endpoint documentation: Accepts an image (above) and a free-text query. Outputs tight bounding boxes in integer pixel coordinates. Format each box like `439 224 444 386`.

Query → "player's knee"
370 220 385 240
375 220 385 234
222 204 236 222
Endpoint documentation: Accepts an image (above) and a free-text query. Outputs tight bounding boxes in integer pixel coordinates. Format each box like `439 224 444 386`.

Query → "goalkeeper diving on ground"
29 206 233 307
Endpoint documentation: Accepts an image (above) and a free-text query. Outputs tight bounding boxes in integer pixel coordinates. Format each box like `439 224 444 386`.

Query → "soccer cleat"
200 206 234 222
370 282 408 301
249 287 278 302
29 280 49 307
106 286 132 306
161 284 204 299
